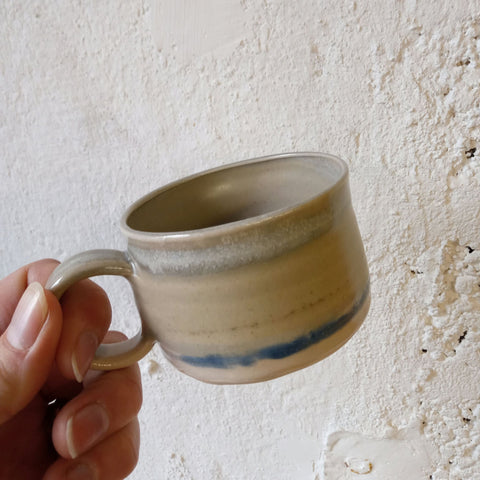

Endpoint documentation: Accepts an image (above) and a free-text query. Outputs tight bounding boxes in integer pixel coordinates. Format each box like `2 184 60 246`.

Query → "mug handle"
45 249 155 370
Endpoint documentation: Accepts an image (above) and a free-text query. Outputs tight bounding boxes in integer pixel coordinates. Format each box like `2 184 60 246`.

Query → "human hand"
0 260 142 480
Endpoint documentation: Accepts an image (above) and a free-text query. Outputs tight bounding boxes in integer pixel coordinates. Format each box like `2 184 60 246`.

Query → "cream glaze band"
122 153 350 274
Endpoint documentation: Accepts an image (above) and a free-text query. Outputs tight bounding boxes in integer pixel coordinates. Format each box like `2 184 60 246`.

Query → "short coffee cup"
46 152 370 384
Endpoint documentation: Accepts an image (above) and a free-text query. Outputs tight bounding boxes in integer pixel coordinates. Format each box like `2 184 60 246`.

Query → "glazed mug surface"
46 152 370 384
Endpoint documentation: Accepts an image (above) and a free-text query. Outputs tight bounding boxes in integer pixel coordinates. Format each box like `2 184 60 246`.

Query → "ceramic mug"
46 152 370 384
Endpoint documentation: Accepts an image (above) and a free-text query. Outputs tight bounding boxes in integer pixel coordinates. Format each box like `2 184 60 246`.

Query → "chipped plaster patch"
151 0 247 62
323 428 433 479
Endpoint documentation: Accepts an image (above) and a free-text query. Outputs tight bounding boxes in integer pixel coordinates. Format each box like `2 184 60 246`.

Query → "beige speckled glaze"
46 153 370 384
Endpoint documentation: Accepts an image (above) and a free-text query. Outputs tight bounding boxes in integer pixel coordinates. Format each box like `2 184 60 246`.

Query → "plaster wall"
1 1 479 478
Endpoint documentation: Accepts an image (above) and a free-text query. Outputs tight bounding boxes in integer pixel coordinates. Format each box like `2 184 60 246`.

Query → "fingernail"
72 331 98 382
66 463 96 480
7 282 48 350
66 403 109 459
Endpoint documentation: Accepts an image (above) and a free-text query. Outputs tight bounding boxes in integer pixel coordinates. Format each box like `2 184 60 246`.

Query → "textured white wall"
1 1 480 479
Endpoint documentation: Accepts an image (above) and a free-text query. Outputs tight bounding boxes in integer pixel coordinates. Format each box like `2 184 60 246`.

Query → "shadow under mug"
46 152 370 384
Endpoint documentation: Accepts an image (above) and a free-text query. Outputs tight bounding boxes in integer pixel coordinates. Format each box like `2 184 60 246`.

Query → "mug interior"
125 154 346 234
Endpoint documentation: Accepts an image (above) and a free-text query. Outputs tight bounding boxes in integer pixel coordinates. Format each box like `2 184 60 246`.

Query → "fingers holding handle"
46 250 154 374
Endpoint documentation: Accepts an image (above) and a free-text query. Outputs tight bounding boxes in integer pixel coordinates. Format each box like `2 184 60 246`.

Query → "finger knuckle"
111 368 142 416
107 424 140 479
122 425 140 475
125 375 143 415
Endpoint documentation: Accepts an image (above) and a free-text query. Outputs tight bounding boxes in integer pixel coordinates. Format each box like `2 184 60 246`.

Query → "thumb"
0 282 62 424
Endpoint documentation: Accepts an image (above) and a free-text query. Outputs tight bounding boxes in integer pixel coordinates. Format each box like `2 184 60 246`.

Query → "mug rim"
120 152 348 245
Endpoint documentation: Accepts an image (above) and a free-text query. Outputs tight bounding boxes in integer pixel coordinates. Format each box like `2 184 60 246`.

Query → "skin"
0 259 142 480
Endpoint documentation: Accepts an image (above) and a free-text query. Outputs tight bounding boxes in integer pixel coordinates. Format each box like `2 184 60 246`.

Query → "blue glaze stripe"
180 284 370 369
